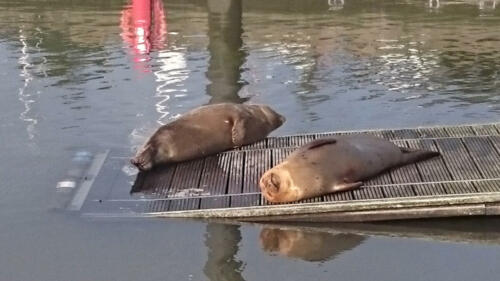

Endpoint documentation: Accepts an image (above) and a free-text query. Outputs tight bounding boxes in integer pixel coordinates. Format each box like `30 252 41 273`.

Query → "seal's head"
131 143 155 171
259 166 300 203
260 105 286 129
249 104 286 130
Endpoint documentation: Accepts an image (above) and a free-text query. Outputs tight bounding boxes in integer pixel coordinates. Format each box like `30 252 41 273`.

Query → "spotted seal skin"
259 135 440 203
131 103 285 171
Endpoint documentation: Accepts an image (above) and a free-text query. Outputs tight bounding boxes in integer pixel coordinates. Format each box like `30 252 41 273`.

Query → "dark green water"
0 0 499 280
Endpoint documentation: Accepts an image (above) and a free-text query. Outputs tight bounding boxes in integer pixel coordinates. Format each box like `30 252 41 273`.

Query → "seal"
259 134 440 203
131 103 285 171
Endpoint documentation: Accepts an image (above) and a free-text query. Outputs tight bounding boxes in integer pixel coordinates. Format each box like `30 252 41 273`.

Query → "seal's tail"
399 147 440 165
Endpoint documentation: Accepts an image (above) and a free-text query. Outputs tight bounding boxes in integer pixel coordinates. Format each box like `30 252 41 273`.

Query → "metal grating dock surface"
76 123 500 222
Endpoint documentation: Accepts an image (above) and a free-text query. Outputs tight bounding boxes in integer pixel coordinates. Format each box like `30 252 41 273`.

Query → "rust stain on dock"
80 123 500 222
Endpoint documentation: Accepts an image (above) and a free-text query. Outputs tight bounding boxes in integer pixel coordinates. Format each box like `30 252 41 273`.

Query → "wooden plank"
267 137 288 149
324 191 354 202
198 154 231 195
364 173 392 186
168 198 200 211
380 130 395 140
289 135 315 147
462 137 500 178
381 185 415 198
131 165 176 196
353 186 385 200
391 165 422 184
239 204 486 222
434 138 482 180
148 199 170 213
230 194 260 208
272 148 294 166
391 129 419 140
490 136 500 154
301 196 322 204
239 139 267 150
413 183 447 196
417 127 450 138
200 196 230 209
157 192 500 219
226 152 243 194
441 182 477 194
316 132 341 139
406 139 452 181
473 180 500 193
168 158 204 195
444 126 476 137
243 150 271 193
472 124 499 136
390 140 422 184
227 152 245 206
197 153 232 209
364 130 386 139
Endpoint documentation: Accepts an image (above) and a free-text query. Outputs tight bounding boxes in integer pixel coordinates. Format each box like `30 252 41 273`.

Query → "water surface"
1 0 500 280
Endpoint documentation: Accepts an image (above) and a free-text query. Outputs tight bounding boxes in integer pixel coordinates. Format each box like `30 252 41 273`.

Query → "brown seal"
259 134 440 203
131 103 285 170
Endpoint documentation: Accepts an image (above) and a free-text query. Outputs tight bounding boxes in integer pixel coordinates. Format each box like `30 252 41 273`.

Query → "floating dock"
77 122 500 222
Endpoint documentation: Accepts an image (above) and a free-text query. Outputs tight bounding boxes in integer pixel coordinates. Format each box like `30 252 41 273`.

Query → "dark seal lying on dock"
259 135 440 203
131 103 285 171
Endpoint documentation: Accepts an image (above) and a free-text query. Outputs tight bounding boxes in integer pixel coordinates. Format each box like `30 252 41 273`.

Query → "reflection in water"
206 0 248 104
429 0 498 11
429 0 440 9
1 1 500 280
17 28 44 145
204 223 245 281
260 227 364 262
333 218 500 245
152 50 188 124
478 0 497 10
120 0 187 127
328 0 345 11
120 0 167 71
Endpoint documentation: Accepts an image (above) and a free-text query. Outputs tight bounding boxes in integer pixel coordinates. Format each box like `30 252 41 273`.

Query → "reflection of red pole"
120 0 167 72
131 0 152 55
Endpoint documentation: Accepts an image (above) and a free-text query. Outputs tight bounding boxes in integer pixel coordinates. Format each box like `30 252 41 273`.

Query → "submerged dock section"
79 123 500 222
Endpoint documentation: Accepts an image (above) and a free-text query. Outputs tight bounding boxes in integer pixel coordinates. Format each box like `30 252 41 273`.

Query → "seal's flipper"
332 181 362 192
400 148 440 165
231 118 246 147
299 138 337 152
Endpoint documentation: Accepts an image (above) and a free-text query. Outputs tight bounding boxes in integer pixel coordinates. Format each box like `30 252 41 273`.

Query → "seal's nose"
279 115 286 124
131 157 148 171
